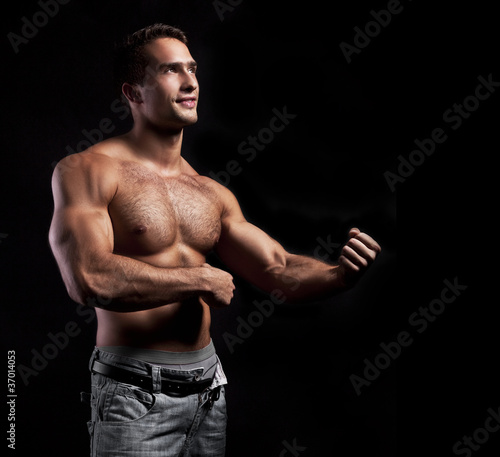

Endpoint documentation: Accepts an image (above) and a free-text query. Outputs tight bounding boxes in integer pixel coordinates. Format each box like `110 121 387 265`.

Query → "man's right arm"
48 153 234 312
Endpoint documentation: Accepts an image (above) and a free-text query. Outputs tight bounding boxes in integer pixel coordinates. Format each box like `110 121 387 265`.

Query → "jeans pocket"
101 382 156 424
217 386 227 421
81 391 95 435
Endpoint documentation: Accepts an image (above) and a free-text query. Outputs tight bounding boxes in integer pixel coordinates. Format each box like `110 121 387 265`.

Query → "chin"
180 114 198 126
153 114 198 131
171 109 198 126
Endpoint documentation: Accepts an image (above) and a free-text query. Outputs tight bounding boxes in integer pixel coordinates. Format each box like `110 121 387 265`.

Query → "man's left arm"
213 185 381 303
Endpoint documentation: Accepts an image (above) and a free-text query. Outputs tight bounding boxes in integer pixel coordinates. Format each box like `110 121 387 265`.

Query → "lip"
176 97 197 108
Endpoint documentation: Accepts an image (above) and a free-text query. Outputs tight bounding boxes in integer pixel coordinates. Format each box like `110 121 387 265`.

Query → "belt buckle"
207 385 221 409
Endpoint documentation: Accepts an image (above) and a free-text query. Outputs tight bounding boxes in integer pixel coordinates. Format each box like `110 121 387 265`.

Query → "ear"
122 83 143 104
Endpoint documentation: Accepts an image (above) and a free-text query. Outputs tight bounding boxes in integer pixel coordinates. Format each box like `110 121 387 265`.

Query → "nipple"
133 225 148 235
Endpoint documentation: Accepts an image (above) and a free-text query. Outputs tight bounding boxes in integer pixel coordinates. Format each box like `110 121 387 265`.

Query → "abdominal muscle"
95 247 212 352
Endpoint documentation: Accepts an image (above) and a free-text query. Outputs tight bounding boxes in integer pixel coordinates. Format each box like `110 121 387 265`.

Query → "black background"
1 0 498 456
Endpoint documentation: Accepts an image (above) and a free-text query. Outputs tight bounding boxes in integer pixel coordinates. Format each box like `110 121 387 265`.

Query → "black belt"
91 360 213 396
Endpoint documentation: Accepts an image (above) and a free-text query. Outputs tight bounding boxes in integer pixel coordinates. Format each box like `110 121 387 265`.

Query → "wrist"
196 264 213 295
331 265 352 290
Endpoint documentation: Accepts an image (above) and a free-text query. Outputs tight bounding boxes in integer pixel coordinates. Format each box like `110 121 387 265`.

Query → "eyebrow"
157 60 198 71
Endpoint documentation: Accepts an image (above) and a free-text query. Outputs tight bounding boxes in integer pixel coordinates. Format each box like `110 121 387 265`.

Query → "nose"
180 70 198 93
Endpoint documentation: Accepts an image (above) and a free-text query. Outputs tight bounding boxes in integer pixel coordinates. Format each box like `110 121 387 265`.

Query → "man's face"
136 38 199 130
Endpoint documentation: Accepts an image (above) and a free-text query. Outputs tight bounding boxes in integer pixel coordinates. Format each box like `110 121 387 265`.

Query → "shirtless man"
49 24 381 457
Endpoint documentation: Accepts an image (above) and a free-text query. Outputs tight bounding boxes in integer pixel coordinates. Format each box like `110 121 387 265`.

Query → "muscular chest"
109 162 222 256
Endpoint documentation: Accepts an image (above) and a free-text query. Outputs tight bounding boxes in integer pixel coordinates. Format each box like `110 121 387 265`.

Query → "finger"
214 266 233 279
346 237 378 262
341 245 368 269
352 232 382 253
348 227 361 238
338 253 360 274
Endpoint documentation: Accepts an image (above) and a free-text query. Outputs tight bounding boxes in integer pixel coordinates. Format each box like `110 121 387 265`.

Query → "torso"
92 142 224 352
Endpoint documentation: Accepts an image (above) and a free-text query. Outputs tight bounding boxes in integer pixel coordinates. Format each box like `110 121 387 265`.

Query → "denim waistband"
90 343 215 382
98 340 215 365
89 341 227 392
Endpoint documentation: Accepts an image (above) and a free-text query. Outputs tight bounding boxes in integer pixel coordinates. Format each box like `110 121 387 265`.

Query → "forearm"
262 253 347 303
67 252 209 312
214 219 348 302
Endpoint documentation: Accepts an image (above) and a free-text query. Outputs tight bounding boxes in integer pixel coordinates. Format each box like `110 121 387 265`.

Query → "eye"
188 67 197 74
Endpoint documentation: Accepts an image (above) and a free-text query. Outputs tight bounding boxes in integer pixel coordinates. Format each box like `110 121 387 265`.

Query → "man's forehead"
144 38 193 65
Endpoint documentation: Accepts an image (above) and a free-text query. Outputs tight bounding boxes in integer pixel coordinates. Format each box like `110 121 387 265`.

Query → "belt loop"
88 347 99 372
151 366 162 394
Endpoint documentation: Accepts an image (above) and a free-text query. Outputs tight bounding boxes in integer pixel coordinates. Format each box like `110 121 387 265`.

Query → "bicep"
49 156 115 283
214 189 288 290
50 206 113 262
49 206 115 305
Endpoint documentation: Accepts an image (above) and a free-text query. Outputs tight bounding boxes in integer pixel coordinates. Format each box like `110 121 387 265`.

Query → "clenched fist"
337 228 381 287
199 263 235 308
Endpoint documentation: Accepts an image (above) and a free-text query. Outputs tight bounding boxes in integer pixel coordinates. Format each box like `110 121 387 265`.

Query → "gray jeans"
84 347 227 456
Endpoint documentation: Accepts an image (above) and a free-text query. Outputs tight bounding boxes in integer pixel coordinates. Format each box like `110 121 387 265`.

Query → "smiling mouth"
176 98 197 108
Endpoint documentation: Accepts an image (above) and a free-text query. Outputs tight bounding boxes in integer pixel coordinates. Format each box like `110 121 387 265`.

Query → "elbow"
263 244 288 275
49 233 115 308
81 270 116 307
66 281 86 306
64 268 113 308
259 250 290 292
63 273 97 307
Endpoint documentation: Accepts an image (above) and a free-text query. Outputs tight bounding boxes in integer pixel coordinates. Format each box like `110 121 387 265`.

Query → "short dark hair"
113 24 188 97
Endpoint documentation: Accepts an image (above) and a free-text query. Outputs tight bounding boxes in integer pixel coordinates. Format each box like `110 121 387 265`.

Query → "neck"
125 119 185 175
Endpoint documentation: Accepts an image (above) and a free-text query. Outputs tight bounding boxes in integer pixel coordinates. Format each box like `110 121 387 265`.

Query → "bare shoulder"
188 169 229 198
54 138 123 176
195 174 244 220
51 138 126 205
179 159 225 195
177 158 241 218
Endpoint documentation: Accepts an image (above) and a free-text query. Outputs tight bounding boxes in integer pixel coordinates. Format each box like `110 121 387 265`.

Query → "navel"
133 225 148 235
